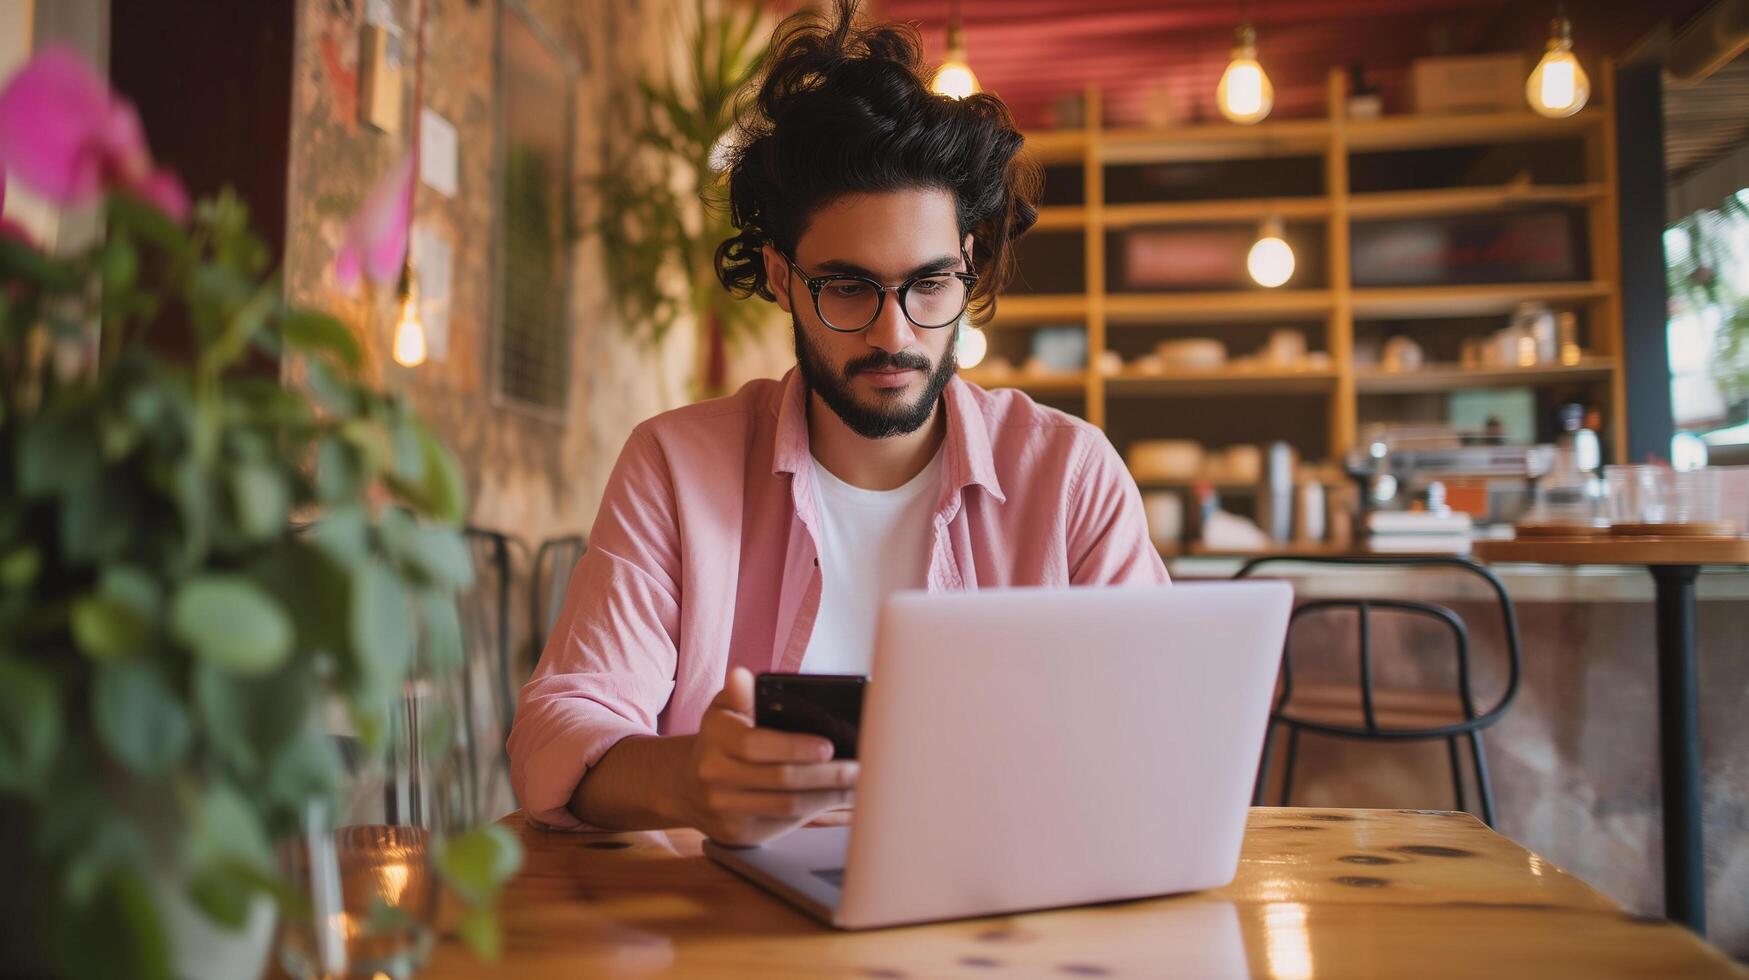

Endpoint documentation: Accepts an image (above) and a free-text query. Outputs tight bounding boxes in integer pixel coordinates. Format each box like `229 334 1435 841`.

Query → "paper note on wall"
420 108 459 198
411 225 453 362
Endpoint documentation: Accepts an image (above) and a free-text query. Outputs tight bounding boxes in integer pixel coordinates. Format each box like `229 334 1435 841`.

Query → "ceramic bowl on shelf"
1156 338 1226 373
1128 440 1205 482
1129 353 1166 375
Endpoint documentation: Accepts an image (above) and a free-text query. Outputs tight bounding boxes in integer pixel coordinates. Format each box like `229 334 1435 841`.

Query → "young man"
508 2 1167 845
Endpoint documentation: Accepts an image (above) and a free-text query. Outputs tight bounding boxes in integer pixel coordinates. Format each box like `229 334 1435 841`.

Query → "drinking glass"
1604 466 1721 525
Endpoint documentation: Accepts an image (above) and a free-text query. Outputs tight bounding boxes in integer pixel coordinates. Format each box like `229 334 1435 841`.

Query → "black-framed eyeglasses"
781 250 979 333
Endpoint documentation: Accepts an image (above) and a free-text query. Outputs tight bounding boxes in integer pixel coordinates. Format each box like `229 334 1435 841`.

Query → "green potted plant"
588 0 772 397
0 48 519 979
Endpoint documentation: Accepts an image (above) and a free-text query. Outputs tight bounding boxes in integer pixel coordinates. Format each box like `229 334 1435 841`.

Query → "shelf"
1355 358 1616 393
1103 197 1330 226
1346 183 1608 219
1344 108 1604 152
1350 282 1611 318
1106 369 1338 396
1033 205 1088 231
1099 119 1333 164
1023 130 1088 163
960 370 1088 395
990 294 1088 325
1134 479 1259 496
1106 290 1336 323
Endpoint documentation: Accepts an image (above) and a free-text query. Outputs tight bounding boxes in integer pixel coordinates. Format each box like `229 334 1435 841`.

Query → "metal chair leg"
1468 731 1496 828
1445 737 1468 813
1253 721 1278 806
1279 725 1302 806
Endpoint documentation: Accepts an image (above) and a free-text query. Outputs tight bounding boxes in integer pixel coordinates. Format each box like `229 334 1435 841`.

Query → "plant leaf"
92 659 191 779
0 657 61 795
351 561 413 701
170 574 293 675
418 590 465 673
192 661 312 778
418 425 467 525
0 545 43 590
59 476 135 563
70 595 151 661
281 310 362 369
229 460 290 540
187 781 274 873
437 823 523 907
455 906 502 961
401 523 475 590
18 408 99 497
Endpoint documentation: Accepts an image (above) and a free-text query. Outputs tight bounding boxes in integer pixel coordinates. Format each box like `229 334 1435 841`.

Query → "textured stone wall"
284 0 791 816
285 0 789 548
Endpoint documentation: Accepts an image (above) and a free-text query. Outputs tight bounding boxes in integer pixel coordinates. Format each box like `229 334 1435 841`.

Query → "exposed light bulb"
1217 24 1274 125
1248 217 1294 288
956 321 988 369
392 277 427 367
931 18 978 99
1526 16 1589 118
932 59 979 100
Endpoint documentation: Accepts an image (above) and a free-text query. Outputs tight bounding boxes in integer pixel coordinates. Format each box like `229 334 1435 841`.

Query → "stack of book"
1365 510 1474 553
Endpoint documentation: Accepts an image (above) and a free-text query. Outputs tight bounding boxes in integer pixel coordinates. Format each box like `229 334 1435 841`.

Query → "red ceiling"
869 0 1712 128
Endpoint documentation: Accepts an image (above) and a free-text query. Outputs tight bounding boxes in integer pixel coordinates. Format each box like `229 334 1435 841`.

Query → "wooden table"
1474 535 1749 936
422 807 1745 978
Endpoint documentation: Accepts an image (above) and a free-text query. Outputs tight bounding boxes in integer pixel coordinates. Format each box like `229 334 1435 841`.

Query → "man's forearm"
566 733 698 831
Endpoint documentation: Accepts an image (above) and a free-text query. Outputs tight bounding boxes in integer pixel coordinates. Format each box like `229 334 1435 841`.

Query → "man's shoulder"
633 376 784 442
959 377 1106 450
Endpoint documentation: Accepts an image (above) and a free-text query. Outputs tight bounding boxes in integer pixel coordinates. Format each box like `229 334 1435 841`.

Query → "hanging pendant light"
393 264 428 367
956 320 988 369
1217 23 1274 124
392 0 429 368
1248 216 1294 288
1526 11 1589 118
930 0 979 99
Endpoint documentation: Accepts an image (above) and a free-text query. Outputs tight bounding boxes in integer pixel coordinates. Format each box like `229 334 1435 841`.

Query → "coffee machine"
1345 424 1554 528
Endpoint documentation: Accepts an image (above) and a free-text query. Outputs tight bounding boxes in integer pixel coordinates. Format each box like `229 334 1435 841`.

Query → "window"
493 4 575 416
1665 189 1749 455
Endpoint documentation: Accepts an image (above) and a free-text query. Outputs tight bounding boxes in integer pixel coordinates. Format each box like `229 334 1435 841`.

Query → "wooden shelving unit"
1106 369 1339 397
1354 357 1616 394
990 66 1626 464
958 370 1090 395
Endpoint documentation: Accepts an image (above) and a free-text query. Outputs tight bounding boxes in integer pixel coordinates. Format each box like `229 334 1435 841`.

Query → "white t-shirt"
798 450 944 676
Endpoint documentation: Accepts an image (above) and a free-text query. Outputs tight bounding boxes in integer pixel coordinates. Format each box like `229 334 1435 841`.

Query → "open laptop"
704 582 1293 930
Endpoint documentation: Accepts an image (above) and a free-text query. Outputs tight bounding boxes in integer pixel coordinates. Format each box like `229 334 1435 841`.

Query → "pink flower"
127 168 189 223
333 152 415 294
0 45 187 222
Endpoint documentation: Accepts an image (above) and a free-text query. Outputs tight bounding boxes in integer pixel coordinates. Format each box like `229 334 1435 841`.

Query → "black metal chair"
458 526 518 815
1233 555 1523 826
531 533 588 656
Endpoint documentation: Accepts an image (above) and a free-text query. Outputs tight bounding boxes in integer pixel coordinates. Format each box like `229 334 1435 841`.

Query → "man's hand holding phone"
683 667 859 846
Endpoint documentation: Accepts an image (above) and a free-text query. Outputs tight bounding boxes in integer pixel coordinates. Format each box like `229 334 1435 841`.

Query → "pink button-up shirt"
509 369 1169 828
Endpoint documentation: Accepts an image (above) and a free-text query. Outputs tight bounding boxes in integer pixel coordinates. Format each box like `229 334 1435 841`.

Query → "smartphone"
754 672 866 759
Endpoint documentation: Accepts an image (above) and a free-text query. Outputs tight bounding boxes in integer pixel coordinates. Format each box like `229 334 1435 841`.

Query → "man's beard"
792 313 957 440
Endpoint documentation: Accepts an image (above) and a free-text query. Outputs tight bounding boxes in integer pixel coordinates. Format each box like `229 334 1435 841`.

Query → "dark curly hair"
713 0 1041 325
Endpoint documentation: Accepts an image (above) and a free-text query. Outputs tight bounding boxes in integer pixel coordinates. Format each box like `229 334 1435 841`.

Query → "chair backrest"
457 527 517 814
1233 555 1524 739
531 533 587 654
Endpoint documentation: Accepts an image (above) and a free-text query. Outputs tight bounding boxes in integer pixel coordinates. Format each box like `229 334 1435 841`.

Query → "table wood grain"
1473 536 1749 566
421 807 1745 979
